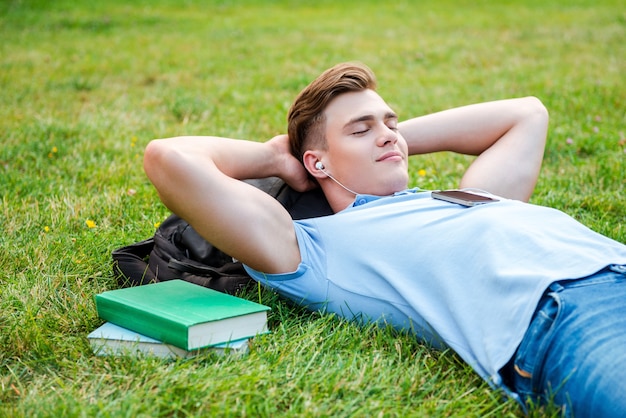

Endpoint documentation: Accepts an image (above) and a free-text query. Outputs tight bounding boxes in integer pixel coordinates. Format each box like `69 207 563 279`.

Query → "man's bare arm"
399 97 548 201
143 134 312 274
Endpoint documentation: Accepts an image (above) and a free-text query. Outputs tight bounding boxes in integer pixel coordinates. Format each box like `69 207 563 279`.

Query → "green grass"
0 0 624 416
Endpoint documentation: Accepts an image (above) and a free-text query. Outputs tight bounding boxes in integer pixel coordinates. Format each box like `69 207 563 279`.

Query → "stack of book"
89 279 270 359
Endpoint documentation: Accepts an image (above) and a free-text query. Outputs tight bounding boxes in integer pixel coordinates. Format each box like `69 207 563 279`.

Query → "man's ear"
302 150 326 179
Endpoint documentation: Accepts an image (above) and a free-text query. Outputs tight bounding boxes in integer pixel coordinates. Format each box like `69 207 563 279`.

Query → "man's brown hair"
287 62 377 162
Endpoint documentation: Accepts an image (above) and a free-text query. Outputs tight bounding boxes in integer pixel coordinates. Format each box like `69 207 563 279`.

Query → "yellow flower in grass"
85 219 97 228
418 169 427 177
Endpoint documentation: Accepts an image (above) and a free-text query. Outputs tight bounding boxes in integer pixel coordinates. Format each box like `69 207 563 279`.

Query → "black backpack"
112 177 333 294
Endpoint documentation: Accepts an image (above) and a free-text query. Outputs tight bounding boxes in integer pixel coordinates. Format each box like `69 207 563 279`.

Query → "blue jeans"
506 265 626 417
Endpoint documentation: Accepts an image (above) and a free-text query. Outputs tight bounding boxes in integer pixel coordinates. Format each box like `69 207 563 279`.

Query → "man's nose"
377 125 398 146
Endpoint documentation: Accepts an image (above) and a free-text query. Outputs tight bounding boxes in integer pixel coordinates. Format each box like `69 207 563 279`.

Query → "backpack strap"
111 238 156 286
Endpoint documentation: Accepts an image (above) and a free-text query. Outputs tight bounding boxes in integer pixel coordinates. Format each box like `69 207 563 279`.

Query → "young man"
144 62 626 417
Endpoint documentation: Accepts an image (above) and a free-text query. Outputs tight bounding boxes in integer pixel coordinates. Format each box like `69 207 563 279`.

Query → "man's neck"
321 183 357 213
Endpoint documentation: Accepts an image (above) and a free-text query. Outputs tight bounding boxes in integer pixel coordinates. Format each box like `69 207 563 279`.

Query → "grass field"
1 0 624 416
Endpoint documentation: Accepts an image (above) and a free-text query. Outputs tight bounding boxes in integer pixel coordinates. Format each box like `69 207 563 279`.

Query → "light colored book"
88 322 250 359
94 280 270 350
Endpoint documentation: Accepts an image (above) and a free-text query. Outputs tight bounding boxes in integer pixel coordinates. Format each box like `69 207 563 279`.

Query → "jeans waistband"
549 264 626 293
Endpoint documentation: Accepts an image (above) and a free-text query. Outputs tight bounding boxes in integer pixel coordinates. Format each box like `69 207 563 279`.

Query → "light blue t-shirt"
244 189 626 389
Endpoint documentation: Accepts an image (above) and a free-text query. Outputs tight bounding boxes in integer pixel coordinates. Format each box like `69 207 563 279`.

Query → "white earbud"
313 161 358 196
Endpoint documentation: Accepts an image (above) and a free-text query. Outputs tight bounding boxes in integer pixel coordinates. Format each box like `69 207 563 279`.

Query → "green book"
94 280 270 350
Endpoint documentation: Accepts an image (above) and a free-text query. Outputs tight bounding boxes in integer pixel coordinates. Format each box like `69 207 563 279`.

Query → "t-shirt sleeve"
243 220 330 310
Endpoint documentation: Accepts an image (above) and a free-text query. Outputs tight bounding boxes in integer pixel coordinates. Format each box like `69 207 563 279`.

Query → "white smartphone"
431 190 499 207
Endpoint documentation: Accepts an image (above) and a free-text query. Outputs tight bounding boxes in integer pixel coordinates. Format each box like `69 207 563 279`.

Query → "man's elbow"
524 96 549 128
521 96 549 150
143 139 168 180
143 139 182 211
